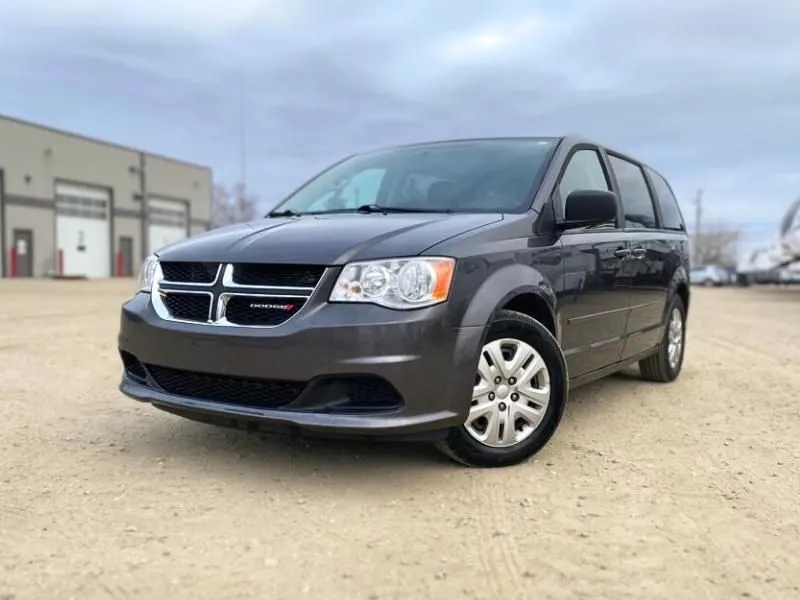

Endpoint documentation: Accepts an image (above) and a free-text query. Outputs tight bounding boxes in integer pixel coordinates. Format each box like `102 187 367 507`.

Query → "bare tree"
210 182 258 229
692 222 742 268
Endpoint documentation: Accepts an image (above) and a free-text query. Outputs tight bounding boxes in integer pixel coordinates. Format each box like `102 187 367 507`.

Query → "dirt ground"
1 280 799 600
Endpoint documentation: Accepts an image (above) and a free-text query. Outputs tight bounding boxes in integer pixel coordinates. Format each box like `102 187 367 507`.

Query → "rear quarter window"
645 167 686 231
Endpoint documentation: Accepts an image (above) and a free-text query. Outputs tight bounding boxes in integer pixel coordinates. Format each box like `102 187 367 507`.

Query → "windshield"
268 138 558 216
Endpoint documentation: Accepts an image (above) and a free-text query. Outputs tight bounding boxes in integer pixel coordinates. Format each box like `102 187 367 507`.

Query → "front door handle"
631 247 647 259
614 248 631 259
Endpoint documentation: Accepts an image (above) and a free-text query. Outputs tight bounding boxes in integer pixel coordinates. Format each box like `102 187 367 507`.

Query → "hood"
156 212 503 265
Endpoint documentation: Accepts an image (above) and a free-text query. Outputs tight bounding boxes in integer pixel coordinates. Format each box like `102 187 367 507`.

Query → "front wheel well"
500 293 557 338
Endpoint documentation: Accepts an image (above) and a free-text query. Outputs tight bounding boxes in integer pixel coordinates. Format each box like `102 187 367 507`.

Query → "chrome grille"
150 262 325 328
221 295 307 326
231 264 325 288
160 261 220 284
162 291 212 322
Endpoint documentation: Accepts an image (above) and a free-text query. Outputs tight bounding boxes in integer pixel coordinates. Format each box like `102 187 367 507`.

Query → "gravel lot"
1 280 799 600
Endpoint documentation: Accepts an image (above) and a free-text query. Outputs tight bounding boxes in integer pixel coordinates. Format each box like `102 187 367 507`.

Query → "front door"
12 229 34 277
554 147 631 378
559 233 632 376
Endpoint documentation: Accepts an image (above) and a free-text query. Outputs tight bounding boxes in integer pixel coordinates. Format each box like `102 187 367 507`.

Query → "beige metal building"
0 114 212 278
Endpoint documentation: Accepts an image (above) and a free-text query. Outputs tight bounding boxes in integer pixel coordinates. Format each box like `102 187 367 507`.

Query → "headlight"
329 257 455 309
136 254 159 293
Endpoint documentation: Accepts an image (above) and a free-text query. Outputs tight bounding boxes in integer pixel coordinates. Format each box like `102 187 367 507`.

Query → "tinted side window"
645 168 685 230
608 155 657 229
558 149 610 198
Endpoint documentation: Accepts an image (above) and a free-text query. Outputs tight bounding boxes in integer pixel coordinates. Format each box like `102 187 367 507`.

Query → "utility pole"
693 188 703 265
139 152 148 260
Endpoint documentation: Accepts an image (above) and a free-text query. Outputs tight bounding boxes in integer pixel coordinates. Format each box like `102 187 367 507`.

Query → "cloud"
1 0 799 249
3 0 305 33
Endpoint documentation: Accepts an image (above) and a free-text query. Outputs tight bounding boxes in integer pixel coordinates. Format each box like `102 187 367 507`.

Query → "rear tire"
639 294 686 382
436 310 568 468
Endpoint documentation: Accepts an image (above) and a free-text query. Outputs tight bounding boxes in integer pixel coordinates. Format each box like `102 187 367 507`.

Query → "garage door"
55 182 111 278
148 197 188 254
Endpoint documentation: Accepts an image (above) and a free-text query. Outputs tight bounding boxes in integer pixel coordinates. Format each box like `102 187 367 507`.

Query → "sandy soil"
1 280 799 600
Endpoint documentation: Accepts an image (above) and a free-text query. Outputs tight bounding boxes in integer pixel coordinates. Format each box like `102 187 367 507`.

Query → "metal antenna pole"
238 74 247 194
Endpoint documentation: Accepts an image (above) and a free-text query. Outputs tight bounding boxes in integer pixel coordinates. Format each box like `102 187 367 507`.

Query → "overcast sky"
1 0 798 251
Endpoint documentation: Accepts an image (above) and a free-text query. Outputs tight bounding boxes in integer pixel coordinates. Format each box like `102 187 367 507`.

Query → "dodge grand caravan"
118 136 690 467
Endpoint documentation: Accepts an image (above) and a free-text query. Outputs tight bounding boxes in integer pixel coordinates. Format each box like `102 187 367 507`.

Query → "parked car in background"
119 136 691 468
690 264 727 286
721 267 738 285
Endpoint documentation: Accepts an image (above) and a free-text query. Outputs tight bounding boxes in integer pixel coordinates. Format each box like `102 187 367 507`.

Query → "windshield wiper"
358 204 455 214
267 209 302 217
307 204 454 215
356 204 408 214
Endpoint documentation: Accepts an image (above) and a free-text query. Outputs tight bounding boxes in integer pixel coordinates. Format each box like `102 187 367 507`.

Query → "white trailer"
737 199 800 285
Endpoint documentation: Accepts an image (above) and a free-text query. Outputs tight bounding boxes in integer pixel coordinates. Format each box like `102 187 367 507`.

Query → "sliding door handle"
631 247 647 259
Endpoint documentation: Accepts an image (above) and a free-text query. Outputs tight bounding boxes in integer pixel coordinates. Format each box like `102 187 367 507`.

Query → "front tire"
638 294 686 382
436 310 568 468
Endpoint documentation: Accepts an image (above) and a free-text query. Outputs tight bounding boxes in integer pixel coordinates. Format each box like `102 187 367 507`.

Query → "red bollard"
10 247 18 277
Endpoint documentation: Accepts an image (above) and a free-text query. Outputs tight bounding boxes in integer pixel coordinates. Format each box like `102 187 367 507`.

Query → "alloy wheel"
667 307 684 369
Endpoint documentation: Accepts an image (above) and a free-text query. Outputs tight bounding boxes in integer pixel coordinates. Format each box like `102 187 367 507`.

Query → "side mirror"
559 189 618 230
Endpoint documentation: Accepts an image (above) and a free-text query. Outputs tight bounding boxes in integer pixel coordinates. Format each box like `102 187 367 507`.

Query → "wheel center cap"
496 384 510 399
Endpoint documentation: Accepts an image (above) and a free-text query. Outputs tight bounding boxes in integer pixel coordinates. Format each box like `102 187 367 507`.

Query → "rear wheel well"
501 294 557 338
676 282 689 316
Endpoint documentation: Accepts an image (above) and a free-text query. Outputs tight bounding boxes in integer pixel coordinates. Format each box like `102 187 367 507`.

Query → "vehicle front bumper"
117 293 484 440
